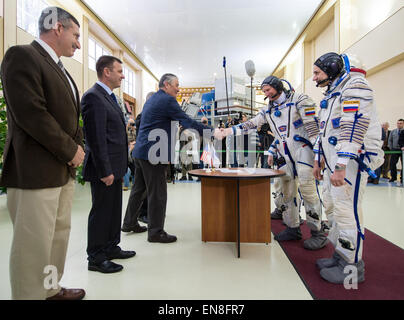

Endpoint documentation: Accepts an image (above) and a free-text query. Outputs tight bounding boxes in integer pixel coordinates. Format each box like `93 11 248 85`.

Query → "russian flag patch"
305 107 316 116
343 100 360 113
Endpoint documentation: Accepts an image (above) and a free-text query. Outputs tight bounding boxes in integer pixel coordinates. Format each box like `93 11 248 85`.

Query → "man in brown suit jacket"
0 7 85 300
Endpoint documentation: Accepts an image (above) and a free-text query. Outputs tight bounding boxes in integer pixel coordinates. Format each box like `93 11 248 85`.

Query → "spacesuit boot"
320 253 365 284
274 226 302 242
271 206 284 220
316 251 341 270
303 228 328 250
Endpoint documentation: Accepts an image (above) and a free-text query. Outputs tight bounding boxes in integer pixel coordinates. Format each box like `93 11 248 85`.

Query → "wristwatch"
334 164 346 171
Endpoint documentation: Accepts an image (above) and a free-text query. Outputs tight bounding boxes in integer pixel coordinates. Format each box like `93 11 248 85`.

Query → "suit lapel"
31 41 78 108
65 69 80 112
94 84 126 126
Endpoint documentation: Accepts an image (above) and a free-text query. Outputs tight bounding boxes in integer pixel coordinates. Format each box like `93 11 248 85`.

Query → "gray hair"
38 7 80 35
159 73 178 89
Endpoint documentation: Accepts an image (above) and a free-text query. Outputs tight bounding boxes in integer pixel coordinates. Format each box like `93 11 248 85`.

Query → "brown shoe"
46 288 86 301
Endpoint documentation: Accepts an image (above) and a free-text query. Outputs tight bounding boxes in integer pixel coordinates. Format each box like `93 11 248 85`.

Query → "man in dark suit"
122 74 218 243
381 122 391 179
0 7 85 300
82 56 135 274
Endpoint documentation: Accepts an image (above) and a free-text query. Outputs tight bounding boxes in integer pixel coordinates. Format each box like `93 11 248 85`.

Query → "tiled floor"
0 178 403 300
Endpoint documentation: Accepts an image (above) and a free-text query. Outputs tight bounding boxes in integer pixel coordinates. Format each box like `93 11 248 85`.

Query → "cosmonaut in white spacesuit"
219 76 327 250
312 52 384 284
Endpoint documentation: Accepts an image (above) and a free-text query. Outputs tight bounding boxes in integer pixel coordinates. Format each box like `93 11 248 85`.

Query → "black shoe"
148 231 177 243
88 260 123 273
389 178 396 182
138 215 148 224
188 176 193 181
121 224 147 233
179 176 187 181
107 250 136 260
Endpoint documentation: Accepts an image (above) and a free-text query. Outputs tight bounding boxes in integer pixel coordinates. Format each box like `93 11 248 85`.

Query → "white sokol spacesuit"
313 53 384 283
231 77 327 250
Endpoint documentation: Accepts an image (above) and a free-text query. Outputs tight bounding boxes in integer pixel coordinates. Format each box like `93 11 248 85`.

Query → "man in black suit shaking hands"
82 56 136 273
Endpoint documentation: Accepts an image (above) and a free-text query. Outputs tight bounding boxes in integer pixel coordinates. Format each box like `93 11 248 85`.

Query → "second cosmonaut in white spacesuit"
312 52 384 284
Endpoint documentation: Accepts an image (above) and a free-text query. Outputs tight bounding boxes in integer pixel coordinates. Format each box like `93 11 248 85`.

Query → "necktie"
110 93 118 105
57 60 76 100
57 60 67 75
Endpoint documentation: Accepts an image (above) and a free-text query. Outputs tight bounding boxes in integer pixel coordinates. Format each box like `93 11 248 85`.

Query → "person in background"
0 6 85 300
225 116 240 168
179 126 195 181
388 119 404 183
399 126 404 185
257 123 274 168
82 55 136 274
198 117 212 170
123 117 136 190
368 125 385 184
381 122 391 179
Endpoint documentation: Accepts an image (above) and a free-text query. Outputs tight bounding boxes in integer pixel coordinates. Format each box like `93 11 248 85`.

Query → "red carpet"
272 220 404 300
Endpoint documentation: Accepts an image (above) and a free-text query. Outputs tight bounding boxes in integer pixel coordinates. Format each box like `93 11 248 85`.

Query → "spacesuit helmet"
261 75 284 95
314 52 345 83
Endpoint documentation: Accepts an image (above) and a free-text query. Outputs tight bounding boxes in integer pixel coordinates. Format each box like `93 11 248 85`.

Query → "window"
17 0 49 38
88 37 112 71
123 66 135 97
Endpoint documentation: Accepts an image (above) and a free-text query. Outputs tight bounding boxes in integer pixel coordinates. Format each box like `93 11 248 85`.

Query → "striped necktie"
57 59 77 101
57 60 67 75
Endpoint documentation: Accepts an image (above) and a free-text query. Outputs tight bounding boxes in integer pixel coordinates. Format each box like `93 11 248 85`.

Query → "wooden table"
188 168 285 258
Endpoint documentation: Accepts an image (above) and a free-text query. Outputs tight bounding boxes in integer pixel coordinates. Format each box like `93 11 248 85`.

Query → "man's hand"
313 160 323 181
101 174 115 187
331 165 346 187
68 145 85 168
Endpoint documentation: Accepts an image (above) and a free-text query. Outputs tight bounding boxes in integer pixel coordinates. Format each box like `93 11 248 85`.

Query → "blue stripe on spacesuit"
336 151 357 159
297 161 313 168
315 179 324 208
353 153 366 263
283 141 298 178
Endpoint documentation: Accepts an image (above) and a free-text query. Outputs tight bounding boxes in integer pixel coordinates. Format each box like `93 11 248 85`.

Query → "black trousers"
87 179 122 264
123 159 167 237
389 151 402 181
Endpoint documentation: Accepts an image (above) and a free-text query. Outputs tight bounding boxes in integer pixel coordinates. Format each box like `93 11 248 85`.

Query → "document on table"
215 169 243 173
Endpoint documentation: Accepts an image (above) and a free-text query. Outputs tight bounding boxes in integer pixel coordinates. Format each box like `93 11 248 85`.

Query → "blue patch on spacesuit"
332 117 341 129
293 119 303 129
320 121 326 129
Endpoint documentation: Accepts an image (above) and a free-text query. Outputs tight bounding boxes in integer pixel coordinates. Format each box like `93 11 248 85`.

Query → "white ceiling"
83 0 323 87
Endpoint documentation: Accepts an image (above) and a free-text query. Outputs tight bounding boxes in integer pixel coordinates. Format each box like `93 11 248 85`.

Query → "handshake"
213 128 233 140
